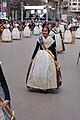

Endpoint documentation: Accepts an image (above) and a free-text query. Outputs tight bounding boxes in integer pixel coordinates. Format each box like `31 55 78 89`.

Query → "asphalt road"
0 34 80 120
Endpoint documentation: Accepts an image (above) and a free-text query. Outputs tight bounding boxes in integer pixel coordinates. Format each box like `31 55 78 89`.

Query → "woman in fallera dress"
12 22 21 40
23 23 31 38
48 23 57 60
52 22 65 53
1 29 12 42
0 62 16 120
33 23 40 35
1 23 12 42
0 62 11 120
26 26 62 92
64 22 75 44
75 25 80 39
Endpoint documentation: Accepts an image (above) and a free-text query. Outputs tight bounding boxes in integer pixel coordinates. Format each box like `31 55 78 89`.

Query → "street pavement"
0 34 80 120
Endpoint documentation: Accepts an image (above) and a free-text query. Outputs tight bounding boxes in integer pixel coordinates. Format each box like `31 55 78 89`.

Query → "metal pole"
15 10 17 20
12 10 14 20
46 0 48 22
7 0 10 18
21 2 24 21
57 0 60 20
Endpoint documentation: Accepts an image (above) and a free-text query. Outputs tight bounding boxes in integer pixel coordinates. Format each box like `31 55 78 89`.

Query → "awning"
24 5 52 10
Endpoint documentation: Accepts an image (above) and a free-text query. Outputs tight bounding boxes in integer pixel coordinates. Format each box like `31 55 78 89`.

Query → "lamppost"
45 0 49 22
7 0 10 19
57 0 60 20
21 2 24 21
54 0 61 21
10 1 17 20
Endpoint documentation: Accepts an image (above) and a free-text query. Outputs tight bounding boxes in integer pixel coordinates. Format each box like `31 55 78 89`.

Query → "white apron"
75 28 80 38
12 28 20 40
1 29 12 42
27 50 57 90
33 26 40 35
23 26 31 37
39 25 42 33
55 33 63 52
64 30 73 43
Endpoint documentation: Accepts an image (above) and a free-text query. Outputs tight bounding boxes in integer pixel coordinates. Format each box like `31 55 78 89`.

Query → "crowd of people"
0 18 80 119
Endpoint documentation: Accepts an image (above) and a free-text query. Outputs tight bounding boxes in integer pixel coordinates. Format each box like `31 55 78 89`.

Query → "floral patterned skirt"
27 50 57 90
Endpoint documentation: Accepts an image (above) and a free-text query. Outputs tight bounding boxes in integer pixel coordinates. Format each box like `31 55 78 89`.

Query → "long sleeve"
48 42 57 61
59 30 63 39
0 65 11 101
31 41 40 59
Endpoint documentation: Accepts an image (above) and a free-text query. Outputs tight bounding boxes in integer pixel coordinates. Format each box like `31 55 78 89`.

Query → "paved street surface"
0 34 80 120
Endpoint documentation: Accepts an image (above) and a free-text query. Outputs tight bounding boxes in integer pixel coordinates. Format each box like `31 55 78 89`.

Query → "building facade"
68 0 80 12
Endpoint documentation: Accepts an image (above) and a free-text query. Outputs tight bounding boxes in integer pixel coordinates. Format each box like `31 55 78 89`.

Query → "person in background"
52 22 65 53
48 23 57 60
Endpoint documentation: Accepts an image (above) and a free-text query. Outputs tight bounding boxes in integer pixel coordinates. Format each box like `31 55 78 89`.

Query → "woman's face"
48 24 52 31
42 27 49 38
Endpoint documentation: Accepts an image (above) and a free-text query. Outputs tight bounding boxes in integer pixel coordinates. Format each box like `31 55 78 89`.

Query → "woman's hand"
1 100 9 107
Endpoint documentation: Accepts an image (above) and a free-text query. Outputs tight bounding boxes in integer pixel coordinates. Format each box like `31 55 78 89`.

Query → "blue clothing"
39 36 44 45
0 85 10 120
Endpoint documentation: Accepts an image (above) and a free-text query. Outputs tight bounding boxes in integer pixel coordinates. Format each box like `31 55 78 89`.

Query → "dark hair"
42 25 50 34
52 22 56 28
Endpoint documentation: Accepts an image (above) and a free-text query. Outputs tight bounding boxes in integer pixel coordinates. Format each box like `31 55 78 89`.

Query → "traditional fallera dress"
75 27 80 39
0 85 10 120
23 25 31 37
52 27 65 52
64 29 75 44
0 26 4 41
1 29 12 42
59 23 65 38
12 26 21 40
0 62 10 120
0 108 5 120
39 24 42 34
33 25 40 35
49 30 55 37
49 30 57 60
26 36 62 90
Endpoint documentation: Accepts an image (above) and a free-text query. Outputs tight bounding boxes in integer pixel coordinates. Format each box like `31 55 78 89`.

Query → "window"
69 3 71 5
72 3 77 5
